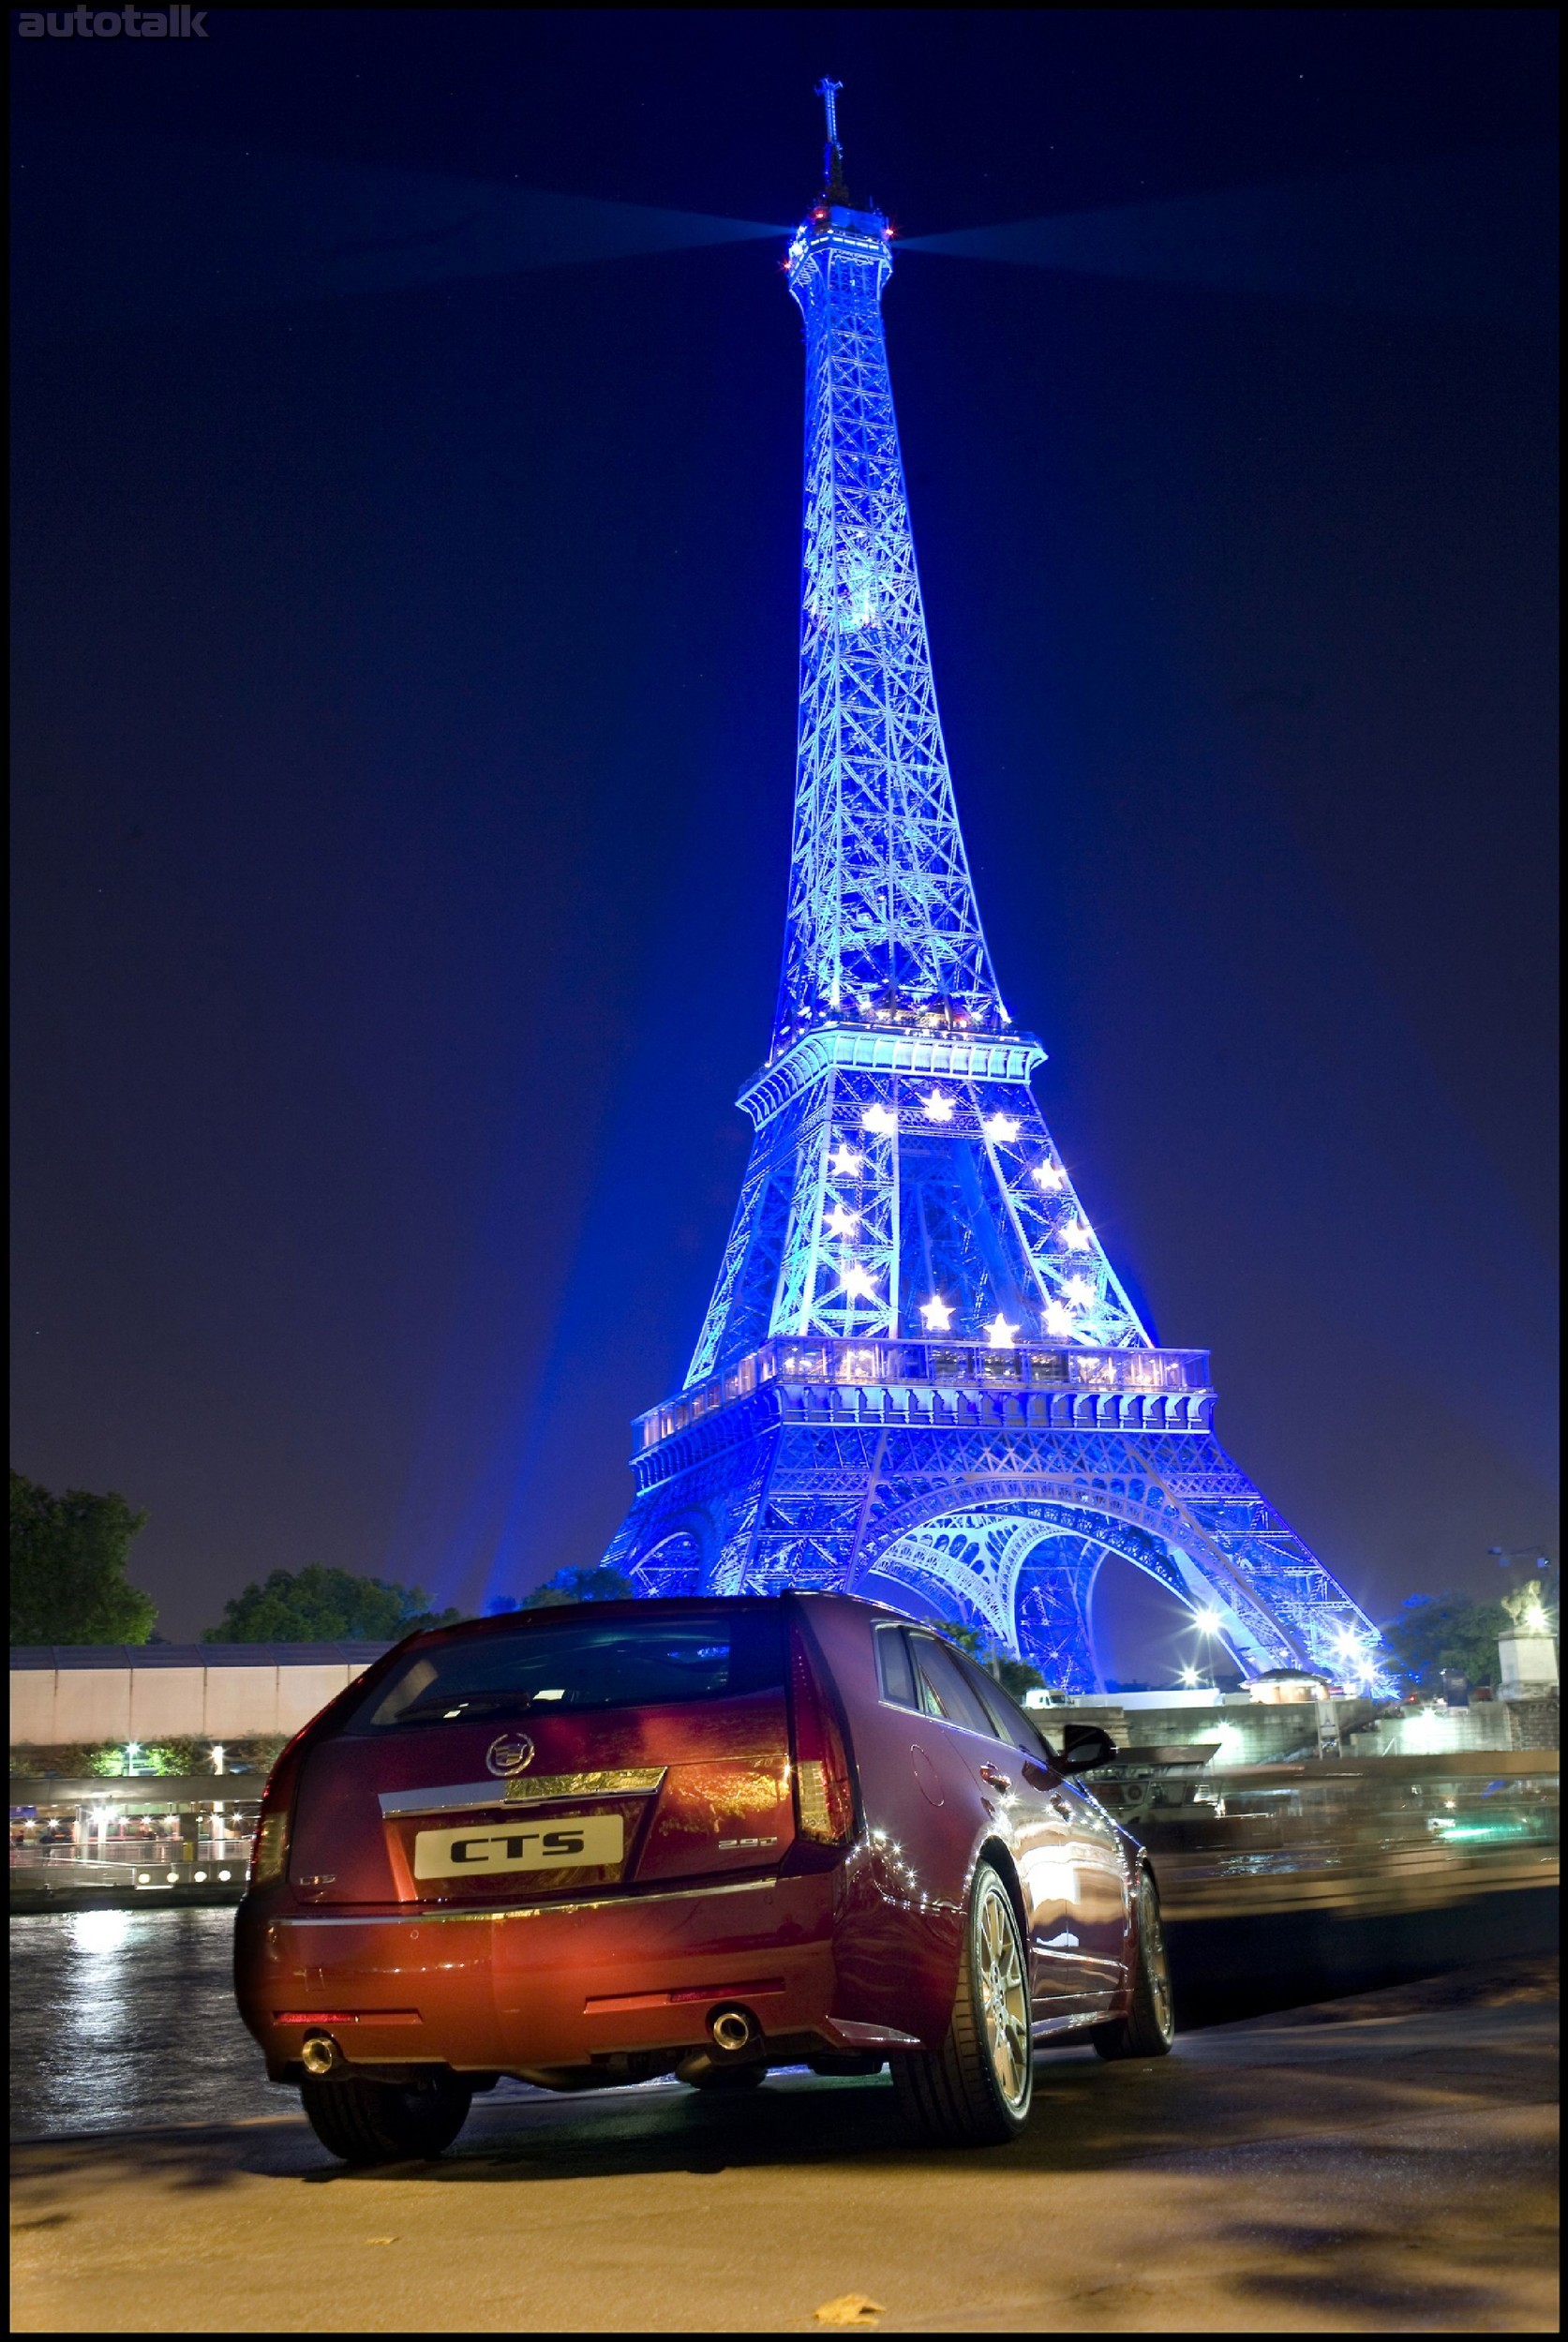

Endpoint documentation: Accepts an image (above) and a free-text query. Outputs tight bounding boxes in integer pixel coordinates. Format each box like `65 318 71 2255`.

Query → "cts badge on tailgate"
413 1814 624 1880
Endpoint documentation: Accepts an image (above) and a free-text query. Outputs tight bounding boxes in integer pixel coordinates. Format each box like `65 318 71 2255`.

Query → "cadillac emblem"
485 1732 535 1778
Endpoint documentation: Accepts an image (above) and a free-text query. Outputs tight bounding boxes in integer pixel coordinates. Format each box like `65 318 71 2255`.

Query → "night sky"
10 10 1559 1662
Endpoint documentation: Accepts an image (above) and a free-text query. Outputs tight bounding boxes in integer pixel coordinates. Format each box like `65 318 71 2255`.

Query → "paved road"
11 1959 1558 2333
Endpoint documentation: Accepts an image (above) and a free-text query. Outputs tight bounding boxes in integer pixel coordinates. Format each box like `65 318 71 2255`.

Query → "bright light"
1043 1300 1074 1335
1179 1666 1200 1687
1194 1609 1222 1634
919 1295 953 1332
922 1090 954 1123
831 1144 862 1175
193 1871 207 1884
1063 1219 1092 1252
1032 1163 1065 1191
862 1103 897 1135
842 1264 878 1300
824 1203 859 1237
211 1743 225 1776
981 1112 1020 1141
1065 1275 1095 1306
985 1311 1018 1349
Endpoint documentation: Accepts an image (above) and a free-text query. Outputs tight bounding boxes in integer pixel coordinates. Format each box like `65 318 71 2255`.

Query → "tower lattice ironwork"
599 96 1386 1695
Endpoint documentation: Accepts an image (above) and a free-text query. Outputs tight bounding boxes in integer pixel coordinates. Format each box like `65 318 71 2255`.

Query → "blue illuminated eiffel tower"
601 89 1385 1694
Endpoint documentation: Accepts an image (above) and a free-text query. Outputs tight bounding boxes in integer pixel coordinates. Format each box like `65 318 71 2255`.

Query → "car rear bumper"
237 1872 918 2079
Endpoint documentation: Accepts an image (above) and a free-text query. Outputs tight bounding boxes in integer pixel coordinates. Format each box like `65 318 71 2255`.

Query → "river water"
10 1908 281 2137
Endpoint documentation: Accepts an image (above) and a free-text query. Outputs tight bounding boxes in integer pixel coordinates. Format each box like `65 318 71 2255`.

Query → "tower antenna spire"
814 76 849 202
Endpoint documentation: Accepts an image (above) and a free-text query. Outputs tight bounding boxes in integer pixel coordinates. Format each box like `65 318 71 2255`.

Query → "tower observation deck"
597 92 1385 1694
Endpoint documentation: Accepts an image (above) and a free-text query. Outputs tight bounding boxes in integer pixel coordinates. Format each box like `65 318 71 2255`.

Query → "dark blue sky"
10 10 1558 1653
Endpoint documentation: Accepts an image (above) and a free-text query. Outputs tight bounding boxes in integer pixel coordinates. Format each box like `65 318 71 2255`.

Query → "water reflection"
10 1907 280 2138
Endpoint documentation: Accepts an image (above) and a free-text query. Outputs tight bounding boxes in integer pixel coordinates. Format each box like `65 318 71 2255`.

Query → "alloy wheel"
975 1872 1030 2110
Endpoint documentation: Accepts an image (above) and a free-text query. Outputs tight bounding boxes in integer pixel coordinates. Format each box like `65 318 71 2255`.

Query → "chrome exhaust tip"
709 2006 754 2054
300 2033 341 2076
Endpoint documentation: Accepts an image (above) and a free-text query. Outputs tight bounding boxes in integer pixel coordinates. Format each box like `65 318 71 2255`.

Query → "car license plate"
413 1813 624 1880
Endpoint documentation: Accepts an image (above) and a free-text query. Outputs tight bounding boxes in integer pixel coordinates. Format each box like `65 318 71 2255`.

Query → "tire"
891 1859 1032 2146
300 2072 473 2164
1092 1871 1175 2061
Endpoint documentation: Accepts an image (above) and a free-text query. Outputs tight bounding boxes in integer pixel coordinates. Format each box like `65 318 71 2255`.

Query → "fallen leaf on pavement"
814 2294 884 2326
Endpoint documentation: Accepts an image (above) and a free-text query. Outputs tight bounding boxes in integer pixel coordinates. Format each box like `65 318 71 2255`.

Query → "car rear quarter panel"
801 1598 975 2046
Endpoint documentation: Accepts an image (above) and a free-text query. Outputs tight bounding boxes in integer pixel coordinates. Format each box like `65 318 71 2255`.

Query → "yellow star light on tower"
1063 1218 1092 1251
841 1263 878 1300
1043 1300 1075 1335
919 1294 953 1332
985 1311 1018 1348
831 1143 862 1175
824 1203 859 1237
1032 1162 1065 1191
862 1103 897 1135
922 1090 954 1122
981 1112 1020 1141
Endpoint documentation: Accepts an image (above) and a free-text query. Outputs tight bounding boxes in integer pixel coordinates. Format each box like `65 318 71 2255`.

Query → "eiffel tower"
601 88 1385 1695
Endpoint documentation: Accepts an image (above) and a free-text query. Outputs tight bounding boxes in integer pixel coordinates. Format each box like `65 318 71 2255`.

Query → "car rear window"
348 1606 785 1731
874 1623 920 1708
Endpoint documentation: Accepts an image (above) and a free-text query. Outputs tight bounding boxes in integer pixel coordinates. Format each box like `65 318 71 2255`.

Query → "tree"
10 1470 156 1645
202 1565 459 1643
521 1566 635 1609
1382 1592 1511 1696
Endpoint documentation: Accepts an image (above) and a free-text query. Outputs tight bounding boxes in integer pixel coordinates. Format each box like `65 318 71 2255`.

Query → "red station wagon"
234 1595 1173 2160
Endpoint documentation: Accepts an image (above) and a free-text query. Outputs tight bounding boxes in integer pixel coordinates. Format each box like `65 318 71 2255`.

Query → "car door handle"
978 1763 1011 1791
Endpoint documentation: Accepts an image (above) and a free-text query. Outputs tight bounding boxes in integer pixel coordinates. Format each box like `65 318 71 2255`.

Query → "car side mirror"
1058 1723 1117 1774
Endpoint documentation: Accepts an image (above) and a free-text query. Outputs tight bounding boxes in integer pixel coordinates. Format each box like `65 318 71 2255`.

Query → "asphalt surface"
11 1957 1558 2333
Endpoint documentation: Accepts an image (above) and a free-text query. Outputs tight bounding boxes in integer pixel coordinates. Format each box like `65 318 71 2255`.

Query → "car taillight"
242 1635 417 1889
247 1723 315 1887
787 1617 855 1845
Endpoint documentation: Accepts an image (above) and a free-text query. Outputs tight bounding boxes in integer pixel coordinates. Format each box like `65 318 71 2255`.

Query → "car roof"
398 1589 919 1648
